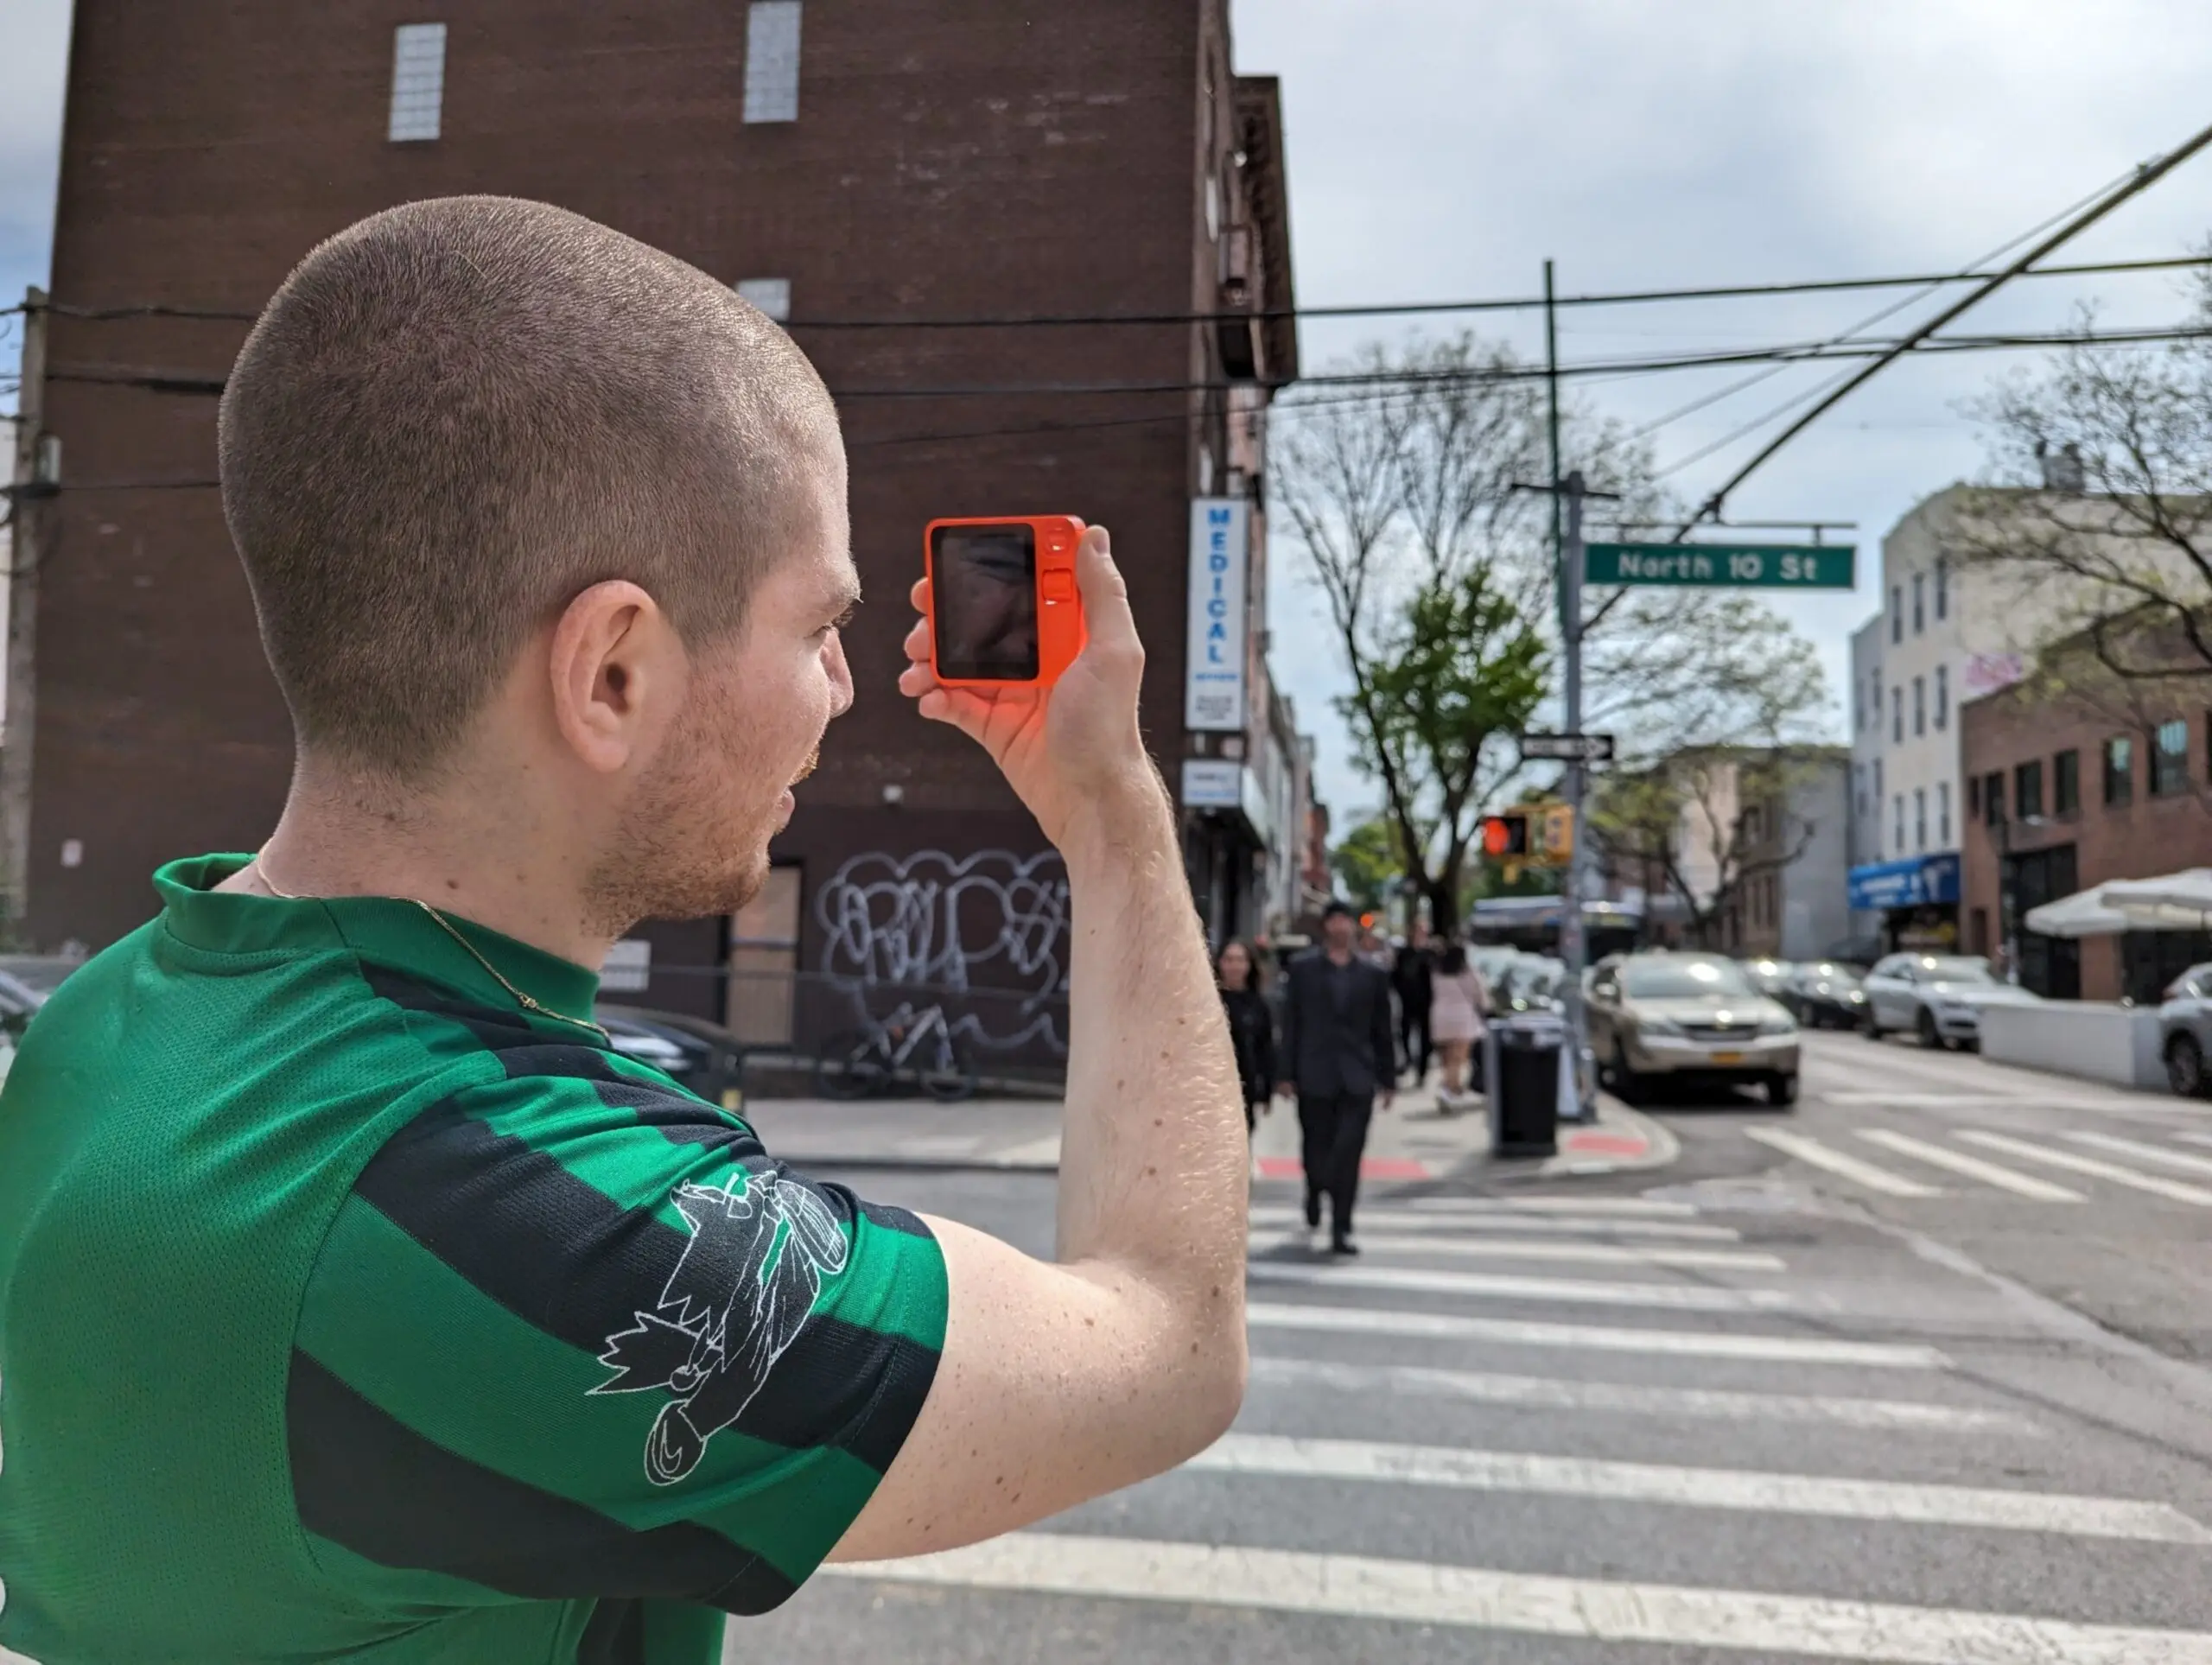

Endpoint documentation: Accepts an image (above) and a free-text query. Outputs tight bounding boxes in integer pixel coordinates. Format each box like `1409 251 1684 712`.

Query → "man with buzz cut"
0 197 1249 1664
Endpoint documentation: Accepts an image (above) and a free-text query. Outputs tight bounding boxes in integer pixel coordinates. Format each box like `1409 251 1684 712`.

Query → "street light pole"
1557 470 1593 1120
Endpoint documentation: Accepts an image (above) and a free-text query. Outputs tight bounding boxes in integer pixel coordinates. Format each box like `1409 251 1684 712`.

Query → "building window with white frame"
744 1 803 124
1935 664 1948 730
387 22 448 143
734 277 791 321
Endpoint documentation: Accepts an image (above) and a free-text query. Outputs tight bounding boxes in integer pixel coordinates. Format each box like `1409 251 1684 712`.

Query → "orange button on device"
1041 569 1077 601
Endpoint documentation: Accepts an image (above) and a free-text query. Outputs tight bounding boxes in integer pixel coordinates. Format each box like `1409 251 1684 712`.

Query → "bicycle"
814 1002 978 1102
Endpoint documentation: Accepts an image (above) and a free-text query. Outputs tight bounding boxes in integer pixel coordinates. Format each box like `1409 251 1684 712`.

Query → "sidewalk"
747 1079 1675 1182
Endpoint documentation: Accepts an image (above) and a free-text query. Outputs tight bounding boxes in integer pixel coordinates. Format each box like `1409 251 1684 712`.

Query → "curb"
1535 1096 1681 1179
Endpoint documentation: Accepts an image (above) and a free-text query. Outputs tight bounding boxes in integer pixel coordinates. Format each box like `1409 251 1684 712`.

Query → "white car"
1861 953 2042 1049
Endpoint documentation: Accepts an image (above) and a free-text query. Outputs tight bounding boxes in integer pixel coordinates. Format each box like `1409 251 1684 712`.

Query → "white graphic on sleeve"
593 1168 850 1485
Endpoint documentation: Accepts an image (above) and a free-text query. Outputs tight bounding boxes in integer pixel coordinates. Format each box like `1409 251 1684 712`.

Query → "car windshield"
1618 958 1755 999
1915 957 1996 984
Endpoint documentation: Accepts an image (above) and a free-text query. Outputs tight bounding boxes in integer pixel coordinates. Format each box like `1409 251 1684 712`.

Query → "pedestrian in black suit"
1274 900 1396 1254
1391 918 1436 1086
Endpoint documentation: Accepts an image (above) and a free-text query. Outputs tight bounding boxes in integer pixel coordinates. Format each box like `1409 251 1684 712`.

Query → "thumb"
1073 524 1137 650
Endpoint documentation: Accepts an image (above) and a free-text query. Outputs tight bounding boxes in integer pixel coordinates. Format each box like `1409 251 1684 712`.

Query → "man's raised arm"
828 525 1248 1562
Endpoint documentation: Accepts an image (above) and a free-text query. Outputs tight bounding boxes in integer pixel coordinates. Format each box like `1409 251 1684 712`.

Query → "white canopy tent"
2100 868 2212 931
2020 886 2133 939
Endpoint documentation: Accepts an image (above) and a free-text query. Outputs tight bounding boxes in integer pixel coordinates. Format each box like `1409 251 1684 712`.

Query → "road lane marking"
1247 1355 2041 1435
1253 1231 1783 1272
1855 1128 2085 1201
1958 1130 2212 1206
1249 1204 1743 1242
1188 1433 2203 1542
1246 1302 1948 1368
1745 1127 1943 1197
827 1533 2212 1661
1247 1261 1805 1312
1821 1090 2141 1111
1403 1195 1700 1217
2067 1129 2212 1179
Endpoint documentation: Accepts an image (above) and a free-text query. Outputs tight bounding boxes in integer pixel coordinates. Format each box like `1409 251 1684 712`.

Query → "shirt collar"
155 853 603 1024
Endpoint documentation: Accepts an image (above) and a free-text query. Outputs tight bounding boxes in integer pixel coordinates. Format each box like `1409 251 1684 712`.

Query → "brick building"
17 1 1303 1061
1960 651 2212 1002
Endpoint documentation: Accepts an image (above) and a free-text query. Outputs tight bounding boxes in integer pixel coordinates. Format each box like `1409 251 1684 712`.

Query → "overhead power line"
14 252 2210 334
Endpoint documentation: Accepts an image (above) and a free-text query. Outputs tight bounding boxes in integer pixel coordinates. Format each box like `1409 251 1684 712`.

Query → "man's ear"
547 580 677 774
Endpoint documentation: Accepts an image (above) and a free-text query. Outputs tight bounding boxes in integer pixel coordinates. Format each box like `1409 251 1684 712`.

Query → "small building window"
1893 794 1904 853
1935 554 1948 620
1937 780 1951 847
1912 677 1925 737
2014 759 2044 821
743 1 803 124
2054 748 2080 816
387 22 448 143
734 276 792 321
2104 734 2133 807
1891 687 1902 744
1983 771 2004 827
1914 787 1927 851
1912 573 1925 634
2152 718 2190 797
1890 588 1902 645
1934 664 1948 730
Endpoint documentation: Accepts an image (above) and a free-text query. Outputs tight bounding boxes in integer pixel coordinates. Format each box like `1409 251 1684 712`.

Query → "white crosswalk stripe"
1856 1128 2086 1200
2066 1128 2212 1180
1247 1354 2042 1434
1249 1203 1745 1241
1248 1260 1808 1311
1402 1194 1700 1217
1247 1300 1948 1366
1745 1126 1944 1196
827 1534 2212 1662
1186 1432 2207 1541
1957 1130 2212 1206
1252 1230 1783 1271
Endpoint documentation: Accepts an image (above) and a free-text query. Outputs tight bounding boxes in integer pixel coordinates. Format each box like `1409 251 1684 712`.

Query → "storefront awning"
1847 852 1961 912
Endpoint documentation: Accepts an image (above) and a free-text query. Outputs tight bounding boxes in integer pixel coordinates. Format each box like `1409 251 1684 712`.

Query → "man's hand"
901 525 1160 852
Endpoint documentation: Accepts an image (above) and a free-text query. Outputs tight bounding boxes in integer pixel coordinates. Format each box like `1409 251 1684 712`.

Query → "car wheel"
1861 1012 1885 1040
1916 1007 1942 1050
2166 1033 2208 1098
1764 1072 1798 1109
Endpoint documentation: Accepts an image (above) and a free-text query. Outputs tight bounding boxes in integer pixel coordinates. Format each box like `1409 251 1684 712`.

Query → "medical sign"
1184 497 1249 731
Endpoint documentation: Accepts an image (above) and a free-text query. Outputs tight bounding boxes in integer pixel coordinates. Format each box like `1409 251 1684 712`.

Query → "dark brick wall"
33 1 1263 958
1960 683 2212 1001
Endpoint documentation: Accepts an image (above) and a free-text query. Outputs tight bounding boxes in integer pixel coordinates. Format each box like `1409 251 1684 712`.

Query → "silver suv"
1587 951 1800 1107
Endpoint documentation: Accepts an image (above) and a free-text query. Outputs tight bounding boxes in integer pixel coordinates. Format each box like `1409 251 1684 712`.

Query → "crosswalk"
821 1190 2212 1659
1745 1115 2212 1207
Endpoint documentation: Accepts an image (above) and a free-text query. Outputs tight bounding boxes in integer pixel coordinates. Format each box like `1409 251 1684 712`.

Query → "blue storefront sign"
1847 852 1961 912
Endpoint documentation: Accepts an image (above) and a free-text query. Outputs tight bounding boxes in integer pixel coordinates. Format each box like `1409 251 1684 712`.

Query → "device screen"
931 524 1039 681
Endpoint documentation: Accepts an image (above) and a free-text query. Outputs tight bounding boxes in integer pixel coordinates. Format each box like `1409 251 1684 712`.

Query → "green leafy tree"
1328 817 1409 912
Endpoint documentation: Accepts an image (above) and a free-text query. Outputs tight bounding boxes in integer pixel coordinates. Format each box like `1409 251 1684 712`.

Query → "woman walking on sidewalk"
1216 939 1275 1132
1428 942 1491 1115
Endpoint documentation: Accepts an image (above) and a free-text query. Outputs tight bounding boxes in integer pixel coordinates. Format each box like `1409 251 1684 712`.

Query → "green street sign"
1583 542 1857 589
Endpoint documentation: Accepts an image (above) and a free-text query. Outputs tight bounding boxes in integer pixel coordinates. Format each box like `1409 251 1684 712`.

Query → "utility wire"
1676 117 2212 531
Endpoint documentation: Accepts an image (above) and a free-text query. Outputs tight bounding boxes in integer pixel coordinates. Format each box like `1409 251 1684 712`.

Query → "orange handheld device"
924 515 1088 689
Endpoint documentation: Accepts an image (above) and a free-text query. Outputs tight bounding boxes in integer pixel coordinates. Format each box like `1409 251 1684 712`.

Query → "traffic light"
1478 810 1531 859
1538 804 1574 864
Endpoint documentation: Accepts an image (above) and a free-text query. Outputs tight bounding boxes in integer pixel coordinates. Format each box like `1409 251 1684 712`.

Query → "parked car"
1860 953 2040 1050
1739 957 1796 999
1783 962 1870 1030
596 1005 751 1109
1497 955 1567 1015
0 954 85 1084
1586 950 1799 1107
2157 963 2212 1097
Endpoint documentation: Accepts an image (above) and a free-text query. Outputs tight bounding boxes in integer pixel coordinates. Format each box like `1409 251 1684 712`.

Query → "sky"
7 1 2212 827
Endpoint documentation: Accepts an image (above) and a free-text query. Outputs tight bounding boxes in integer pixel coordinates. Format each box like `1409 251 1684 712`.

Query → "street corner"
1482 1096 1681 1183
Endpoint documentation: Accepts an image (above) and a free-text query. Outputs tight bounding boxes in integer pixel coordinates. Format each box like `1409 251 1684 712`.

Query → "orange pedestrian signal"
1479 812 1531 858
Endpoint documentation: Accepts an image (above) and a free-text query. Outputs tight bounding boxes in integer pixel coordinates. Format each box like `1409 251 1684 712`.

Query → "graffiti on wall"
814 848 1071 1052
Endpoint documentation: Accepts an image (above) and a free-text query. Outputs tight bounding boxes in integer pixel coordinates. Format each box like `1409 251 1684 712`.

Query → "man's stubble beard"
579 701 821 942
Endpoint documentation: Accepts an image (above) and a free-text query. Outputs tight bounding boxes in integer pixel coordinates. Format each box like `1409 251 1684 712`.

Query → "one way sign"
1519 732 1615 764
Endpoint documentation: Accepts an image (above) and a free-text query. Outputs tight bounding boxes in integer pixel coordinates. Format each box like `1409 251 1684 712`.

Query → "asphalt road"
736 1039 2212 1662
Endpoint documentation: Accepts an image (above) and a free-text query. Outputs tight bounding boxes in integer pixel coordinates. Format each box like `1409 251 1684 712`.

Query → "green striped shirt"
0 855 946 1664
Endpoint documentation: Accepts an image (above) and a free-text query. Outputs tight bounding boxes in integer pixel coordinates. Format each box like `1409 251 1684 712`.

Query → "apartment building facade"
22 0 1304 1058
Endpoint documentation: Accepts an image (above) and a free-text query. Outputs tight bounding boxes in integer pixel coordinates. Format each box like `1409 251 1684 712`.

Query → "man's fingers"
1072 525 1138 651
903 613 934 665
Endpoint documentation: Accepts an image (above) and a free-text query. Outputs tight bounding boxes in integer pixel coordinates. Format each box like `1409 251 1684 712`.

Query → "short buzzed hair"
219 196 841 772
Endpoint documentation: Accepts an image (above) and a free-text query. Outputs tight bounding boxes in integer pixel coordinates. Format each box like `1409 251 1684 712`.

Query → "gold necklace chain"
251 855 612 1045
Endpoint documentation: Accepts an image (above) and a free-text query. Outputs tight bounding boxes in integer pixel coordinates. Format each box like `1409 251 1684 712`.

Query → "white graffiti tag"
815 848 1070 1052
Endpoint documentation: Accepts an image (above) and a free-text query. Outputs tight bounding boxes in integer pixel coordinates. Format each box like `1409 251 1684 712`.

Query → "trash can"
1484 1014 1561 1159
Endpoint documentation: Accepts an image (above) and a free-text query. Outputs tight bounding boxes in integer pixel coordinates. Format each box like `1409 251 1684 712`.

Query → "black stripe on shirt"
288 1351 797 1614
353 1102 938 1472
575 1598 645 1665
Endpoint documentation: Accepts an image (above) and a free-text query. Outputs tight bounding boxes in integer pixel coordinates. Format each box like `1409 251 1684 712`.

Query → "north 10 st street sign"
1583 542 1856 589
